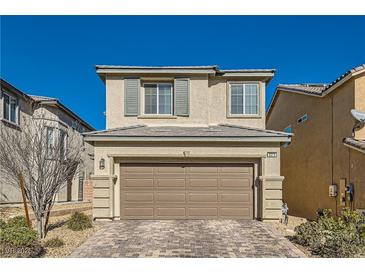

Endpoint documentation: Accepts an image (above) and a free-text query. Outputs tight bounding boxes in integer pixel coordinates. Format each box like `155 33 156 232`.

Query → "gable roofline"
1 79 33 102
266 64 365 122
1 78 95 131
95 65 276 83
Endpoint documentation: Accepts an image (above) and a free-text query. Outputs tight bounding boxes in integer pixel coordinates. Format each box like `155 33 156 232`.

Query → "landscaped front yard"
268 209 365 258
0 203 102 258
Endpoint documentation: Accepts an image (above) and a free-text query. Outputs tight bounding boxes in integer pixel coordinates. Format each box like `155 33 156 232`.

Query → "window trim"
227 81 261 118
141 82 174 116
2 91 19 125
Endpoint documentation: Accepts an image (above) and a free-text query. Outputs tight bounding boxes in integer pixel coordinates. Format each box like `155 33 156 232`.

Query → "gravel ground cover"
266 215 312 257
1 204 102 258
40 210 103 258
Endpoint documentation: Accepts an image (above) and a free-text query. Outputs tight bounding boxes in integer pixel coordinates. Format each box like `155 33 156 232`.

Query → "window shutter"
174 78 189 116
124 78 140 116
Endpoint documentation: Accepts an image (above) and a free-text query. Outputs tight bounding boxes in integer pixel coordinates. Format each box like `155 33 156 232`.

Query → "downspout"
331 96 338 215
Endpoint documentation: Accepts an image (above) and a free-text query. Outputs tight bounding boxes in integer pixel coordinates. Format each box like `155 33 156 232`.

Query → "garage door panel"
156 166 185 173
188 193 218 202
220 178 251 188
156 178 186 188
188 207 218 217
124 207 154 217
220 207 251 217
124 192 154 202
121 164 253 220
188 179 218 187
187 166 218 173
156 207 186 217
156 192 186 202
219 166 252 173
220 193 251 202
124 179 154 187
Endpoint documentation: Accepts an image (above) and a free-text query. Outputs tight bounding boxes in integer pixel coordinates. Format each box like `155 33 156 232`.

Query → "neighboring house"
84 65 291 221
0 79 95 204
266 64 365 220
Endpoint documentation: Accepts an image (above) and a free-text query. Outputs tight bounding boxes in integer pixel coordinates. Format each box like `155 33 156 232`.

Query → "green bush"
0 219 6 229
7 216 29 228
293 208 365 258
0 218 43 258
44 237 64 248
67 212 92 231
0 225 38 247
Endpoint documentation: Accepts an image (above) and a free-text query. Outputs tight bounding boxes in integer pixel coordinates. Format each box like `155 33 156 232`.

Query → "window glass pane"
244 84 259 115
3 94 10 120
46 127 54 158
10 98 17 123
158 84 172 114
230 85 243 114
60 130 67 159
144 84 157 114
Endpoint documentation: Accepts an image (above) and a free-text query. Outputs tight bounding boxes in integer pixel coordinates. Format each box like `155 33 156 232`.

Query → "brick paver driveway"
71 220 305 258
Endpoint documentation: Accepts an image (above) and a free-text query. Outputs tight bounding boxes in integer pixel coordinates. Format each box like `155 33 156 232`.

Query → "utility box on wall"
329 184 337 197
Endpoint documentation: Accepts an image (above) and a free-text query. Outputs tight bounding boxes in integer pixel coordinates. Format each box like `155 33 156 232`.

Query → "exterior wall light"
99 158 105 170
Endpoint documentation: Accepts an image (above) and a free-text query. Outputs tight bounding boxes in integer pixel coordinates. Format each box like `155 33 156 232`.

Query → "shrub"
0 219 6 229
67 212 92 231
293 208 365 258
0 217 43 258
294 221 322 247
7 216 28 228
0 225 38 247
44 237 64 248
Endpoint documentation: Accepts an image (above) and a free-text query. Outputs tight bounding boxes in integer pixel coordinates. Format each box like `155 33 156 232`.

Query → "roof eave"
84 135 291 143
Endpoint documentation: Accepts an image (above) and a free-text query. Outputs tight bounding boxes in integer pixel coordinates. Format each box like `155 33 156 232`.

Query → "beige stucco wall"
354 72 365 139
0 90 94 204
105 75 266 129
91 140 283 220
267 74 365 220
0 87 34 204
267 91 333 220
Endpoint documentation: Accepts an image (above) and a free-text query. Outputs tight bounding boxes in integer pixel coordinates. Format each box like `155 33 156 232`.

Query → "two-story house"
267 64 365 220
85 65 291 221
0 79 95 204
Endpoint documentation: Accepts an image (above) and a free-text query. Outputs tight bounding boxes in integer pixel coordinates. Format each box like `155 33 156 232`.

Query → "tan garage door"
120 163 253 219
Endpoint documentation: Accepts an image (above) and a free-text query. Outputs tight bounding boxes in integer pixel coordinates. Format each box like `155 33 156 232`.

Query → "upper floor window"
229 83 259 116
144 83 173 115
2 92 19 124
46 126 68 160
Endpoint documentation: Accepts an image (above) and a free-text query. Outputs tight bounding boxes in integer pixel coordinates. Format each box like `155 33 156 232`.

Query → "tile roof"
95 65 276 74
85 124 291 138
277 84 327 95
343 137 365 153
277 64 365 96
29 95 58 102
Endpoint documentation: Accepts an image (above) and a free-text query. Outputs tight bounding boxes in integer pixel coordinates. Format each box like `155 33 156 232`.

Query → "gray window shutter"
124 78 140 116
174 78 189 116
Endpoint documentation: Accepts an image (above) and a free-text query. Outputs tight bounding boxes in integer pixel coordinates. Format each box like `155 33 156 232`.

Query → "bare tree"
0 115 84 238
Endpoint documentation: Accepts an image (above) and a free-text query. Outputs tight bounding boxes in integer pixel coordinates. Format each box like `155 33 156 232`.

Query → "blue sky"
1 16 365 130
